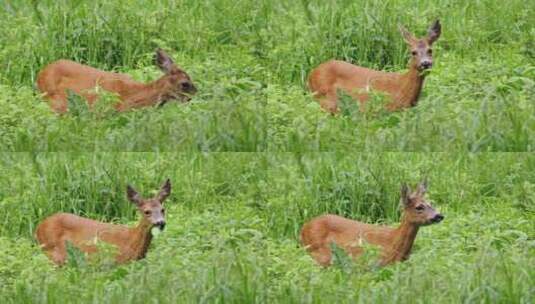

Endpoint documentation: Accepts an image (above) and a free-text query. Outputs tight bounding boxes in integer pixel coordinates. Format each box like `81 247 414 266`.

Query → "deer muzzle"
419 60 433 70
431 214 444 223
154 220 166 231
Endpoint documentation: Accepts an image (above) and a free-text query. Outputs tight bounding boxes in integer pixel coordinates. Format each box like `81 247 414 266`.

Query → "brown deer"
308 20 441 113
36 49 197 113
300 179 443 267
35 179 171 266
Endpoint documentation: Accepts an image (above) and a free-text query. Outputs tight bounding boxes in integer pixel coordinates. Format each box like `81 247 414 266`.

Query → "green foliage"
0 0 534 303
0 0 534 151
0 153 534 303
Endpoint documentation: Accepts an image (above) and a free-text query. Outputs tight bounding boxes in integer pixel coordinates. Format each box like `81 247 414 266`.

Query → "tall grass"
0 153 533 302
0 1 534 303
1 0 534 151
266 0 535 151
0 0 269 151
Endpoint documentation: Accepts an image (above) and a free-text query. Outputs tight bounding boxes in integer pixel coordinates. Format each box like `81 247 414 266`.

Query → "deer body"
35 179 171 266
308 20 441 114
35 212 154 264
300 180 443 267
36 49 196 113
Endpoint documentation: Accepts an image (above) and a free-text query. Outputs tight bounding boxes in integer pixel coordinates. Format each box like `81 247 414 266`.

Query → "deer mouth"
154 221 166 231
173 92 193 103
179 94 192 102
161 92 193 105
417 61 434 72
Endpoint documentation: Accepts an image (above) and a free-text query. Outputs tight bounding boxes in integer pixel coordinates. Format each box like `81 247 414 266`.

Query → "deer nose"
155 221 166 230
420 61 432 69
432 214 444 223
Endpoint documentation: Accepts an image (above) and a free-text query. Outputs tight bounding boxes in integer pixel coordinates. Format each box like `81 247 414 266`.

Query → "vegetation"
0 153 534 303
0 0 533 303
0 0 533 151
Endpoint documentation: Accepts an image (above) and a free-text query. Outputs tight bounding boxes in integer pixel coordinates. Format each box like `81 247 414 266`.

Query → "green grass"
0 0 534 151
0 0 534 303
0 153 534 303
265 0 535 151
0 0 268 151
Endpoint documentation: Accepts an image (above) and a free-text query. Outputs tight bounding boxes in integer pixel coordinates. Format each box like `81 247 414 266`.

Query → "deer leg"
46 241 67 266
317 91 339 114
310 246 332 267
114 102 129 112
81 92 98 108
356 94 370 112
47 94 68 114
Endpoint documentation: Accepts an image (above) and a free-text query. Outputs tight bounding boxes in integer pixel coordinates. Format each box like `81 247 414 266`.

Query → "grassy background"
0 0 533 302
0 153 533 303
0 0 268 151
0 0 533 151
266 0 535 151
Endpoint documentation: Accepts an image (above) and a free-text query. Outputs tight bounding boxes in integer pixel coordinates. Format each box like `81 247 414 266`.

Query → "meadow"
0 0 534 303
0 0 533 151
0 152 533 303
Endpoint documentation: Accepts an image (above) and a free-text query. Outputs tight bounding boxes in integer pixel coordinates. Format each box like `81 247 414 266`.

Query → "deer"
308 20 441 114
35 179 171 266
36 49 197 113
300 179 443 267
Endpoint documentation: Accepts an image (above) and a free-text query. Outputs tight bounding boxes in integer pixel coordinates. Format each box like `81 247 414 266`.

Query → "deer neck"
381 217 419 266
125 217 154 260
122 79 166 108
396 59 426 107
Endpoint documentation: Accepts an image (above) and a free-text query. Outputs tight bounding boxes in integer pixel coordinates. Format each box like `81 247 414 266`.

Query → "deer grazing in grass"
35 179 171 266
36 49 197 113
308 20 441 114
300 179 443 267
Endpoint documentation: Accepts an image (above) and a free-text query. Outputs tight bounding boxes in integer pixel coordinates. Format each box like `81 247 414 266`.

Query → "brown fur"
36 49 197 113
308 20 441 114
300 179 444 267
35 179 171 266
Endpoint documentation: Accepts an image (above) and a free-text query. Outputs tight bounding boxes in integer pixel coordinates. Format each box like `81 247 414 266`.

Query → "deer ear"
427 20 441 44
399 25 416 45
127 185 142 205
154 48 176 74
416 178 428 195
157 179 171 202
400 183 411 206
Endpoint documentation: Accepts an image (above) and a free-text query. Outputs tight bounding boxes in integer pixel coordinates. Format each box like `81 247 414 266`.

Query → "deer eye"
415 205 425 211
144 210 151 215
161 208 165 214
411 51 417 56
428 49 433 55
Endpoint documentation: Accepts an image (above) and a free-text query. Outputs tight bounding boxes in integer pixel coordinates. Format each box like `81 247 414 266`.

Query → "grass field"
0 153 533 303
0 0 534 303
0 0 533 151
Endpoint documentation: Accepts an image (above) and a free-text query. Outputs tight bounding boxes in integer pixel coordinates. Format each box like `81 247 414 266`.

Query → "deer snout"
155 220 166 230
420 60 433 70
431 214 444 223
181 81 197 94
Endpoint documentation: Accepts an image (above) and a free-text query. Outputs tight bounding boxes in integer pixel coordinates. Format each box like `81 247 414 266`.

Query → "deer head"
400 178 444 226
127 179 171 230
154 49 197 103
400 20 441 71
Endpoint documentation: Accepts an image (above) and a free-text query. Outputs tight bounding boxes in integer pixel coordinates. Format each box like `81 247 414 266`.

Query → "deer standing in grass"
35 179 171 266
308 20 441 114
300 180 443 267
36 49 197 113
